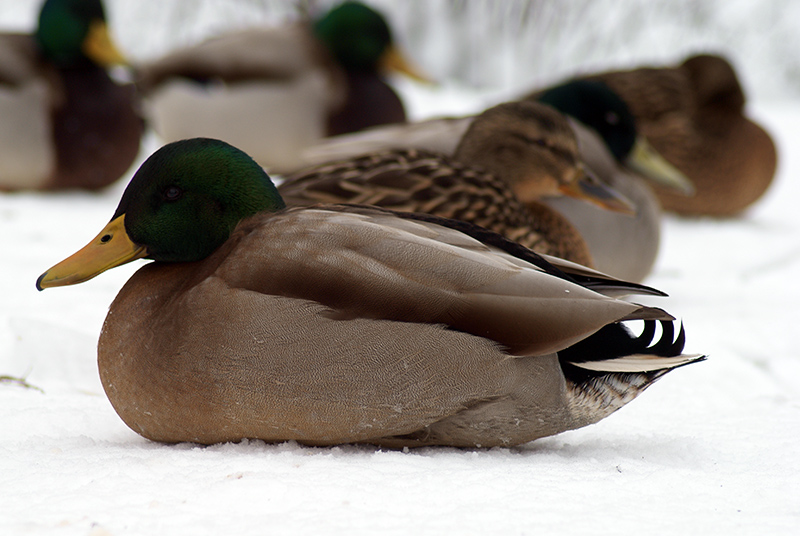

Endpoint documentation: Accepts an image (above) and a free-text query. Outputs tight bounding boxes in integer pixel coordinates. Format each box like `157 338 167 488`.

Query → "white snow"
2 2 799 535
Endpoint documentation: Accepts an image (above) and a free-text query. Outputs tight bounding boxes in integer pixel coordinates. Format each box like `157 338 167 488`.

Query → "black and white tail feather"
560 320 705 423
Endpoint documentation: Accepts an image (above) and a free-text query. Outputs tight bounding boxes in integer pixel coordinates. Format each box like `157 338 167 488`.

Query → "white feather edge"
570 353 705 373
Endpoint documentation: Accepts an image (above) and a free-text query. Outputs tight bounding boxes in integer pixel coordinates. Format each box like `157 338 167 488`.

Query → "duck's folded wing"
215 206 669 356
534 253 667 298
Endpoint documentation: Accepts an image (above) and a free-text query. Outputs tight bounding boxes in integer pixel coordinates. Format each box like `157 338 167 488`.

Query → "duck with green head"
0 0 143 190
136 1 424 174
38 137 703 447
535 79 694 194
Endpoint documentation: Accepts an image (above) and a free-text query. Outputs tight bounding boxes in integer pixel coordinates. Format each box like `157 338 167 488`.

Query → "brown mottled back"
279 148 593 266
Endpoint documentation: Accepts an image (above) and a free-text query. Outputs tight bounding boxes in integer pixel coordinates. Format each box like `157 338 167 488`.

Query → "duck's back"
279 148 593 266
136 26 336 91
0 33 42 84
138 26 345 173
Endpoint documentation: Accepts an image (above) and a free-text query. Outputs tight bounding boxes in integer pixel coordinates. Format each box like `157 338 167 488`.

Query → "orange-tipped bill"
558 168 636 216
83 20 128 67
37 215 147 290
379 45 432 83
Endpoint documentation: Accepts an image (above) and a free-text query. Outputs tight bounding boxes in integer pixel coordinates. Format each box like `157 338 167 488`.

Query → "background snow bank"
1 1 799 534
3 0 800 101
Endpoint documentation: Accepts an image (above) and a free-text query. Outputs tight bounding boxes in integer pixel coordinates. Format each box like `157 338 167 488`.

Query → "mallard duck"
281 101 638 267
136 1 423 173
299 83 692 281
0 0 143 191
569 54 777 216
37 137 703 448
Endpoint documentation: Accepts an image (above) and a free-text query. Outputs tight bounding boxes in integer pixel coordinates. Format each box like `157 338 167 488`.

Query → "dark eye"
605 112 620 125
510 132 549 148
164 186 182 201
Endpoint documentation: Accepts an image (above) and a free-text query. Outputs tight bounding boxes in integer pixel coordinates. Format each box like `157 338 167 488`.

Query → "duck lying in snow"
38 138 704 448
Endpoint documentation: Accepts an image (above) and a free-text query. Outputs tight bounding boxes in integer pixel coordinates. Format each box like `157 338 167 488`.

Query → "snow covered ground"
2 2 800 535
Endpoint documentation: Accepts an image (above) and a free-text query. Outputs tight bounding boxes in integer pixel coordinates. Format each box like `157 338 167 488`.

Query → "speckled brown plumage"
585 54 777 216
279 148 592 265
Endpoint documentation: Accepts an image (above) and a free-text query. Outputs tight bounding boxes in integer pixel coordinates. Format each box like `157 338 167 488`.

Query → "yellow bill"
37 215 147 290
379 45 432 83
626 136 695 196
83 20 127 67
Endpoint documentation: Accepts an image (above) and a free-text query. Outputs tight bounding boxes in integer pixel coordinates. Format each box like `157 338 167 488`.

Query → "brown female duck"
577 54 777 216
281 101 635 267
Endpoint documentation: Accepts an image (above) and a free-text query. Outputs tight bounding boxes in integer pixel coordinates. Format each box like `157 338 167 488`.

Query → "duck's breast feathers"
105 261 520 445
208 206 655 356
136 25 334 92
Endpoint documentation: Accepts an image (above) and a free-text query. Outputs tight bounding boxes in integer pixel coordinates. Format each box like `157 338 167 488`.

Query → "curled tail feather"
560 320 705 425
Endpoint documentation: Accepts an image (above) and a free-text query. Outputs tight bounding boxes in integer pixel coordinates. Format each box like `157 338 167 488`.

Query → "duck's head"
313 1 426 80
682 54 745 111
35 0 126 68
538 80 694 195
454 101 635 215
37 138 286 290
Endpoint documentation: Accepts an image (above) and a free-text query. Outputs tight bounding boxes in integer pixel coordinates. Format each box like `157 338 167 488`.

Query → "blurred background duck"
298 81 693 281
564 54 777 217
280 101 638 268
136 1 425 174
530 79 694 281
0 0 143 191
